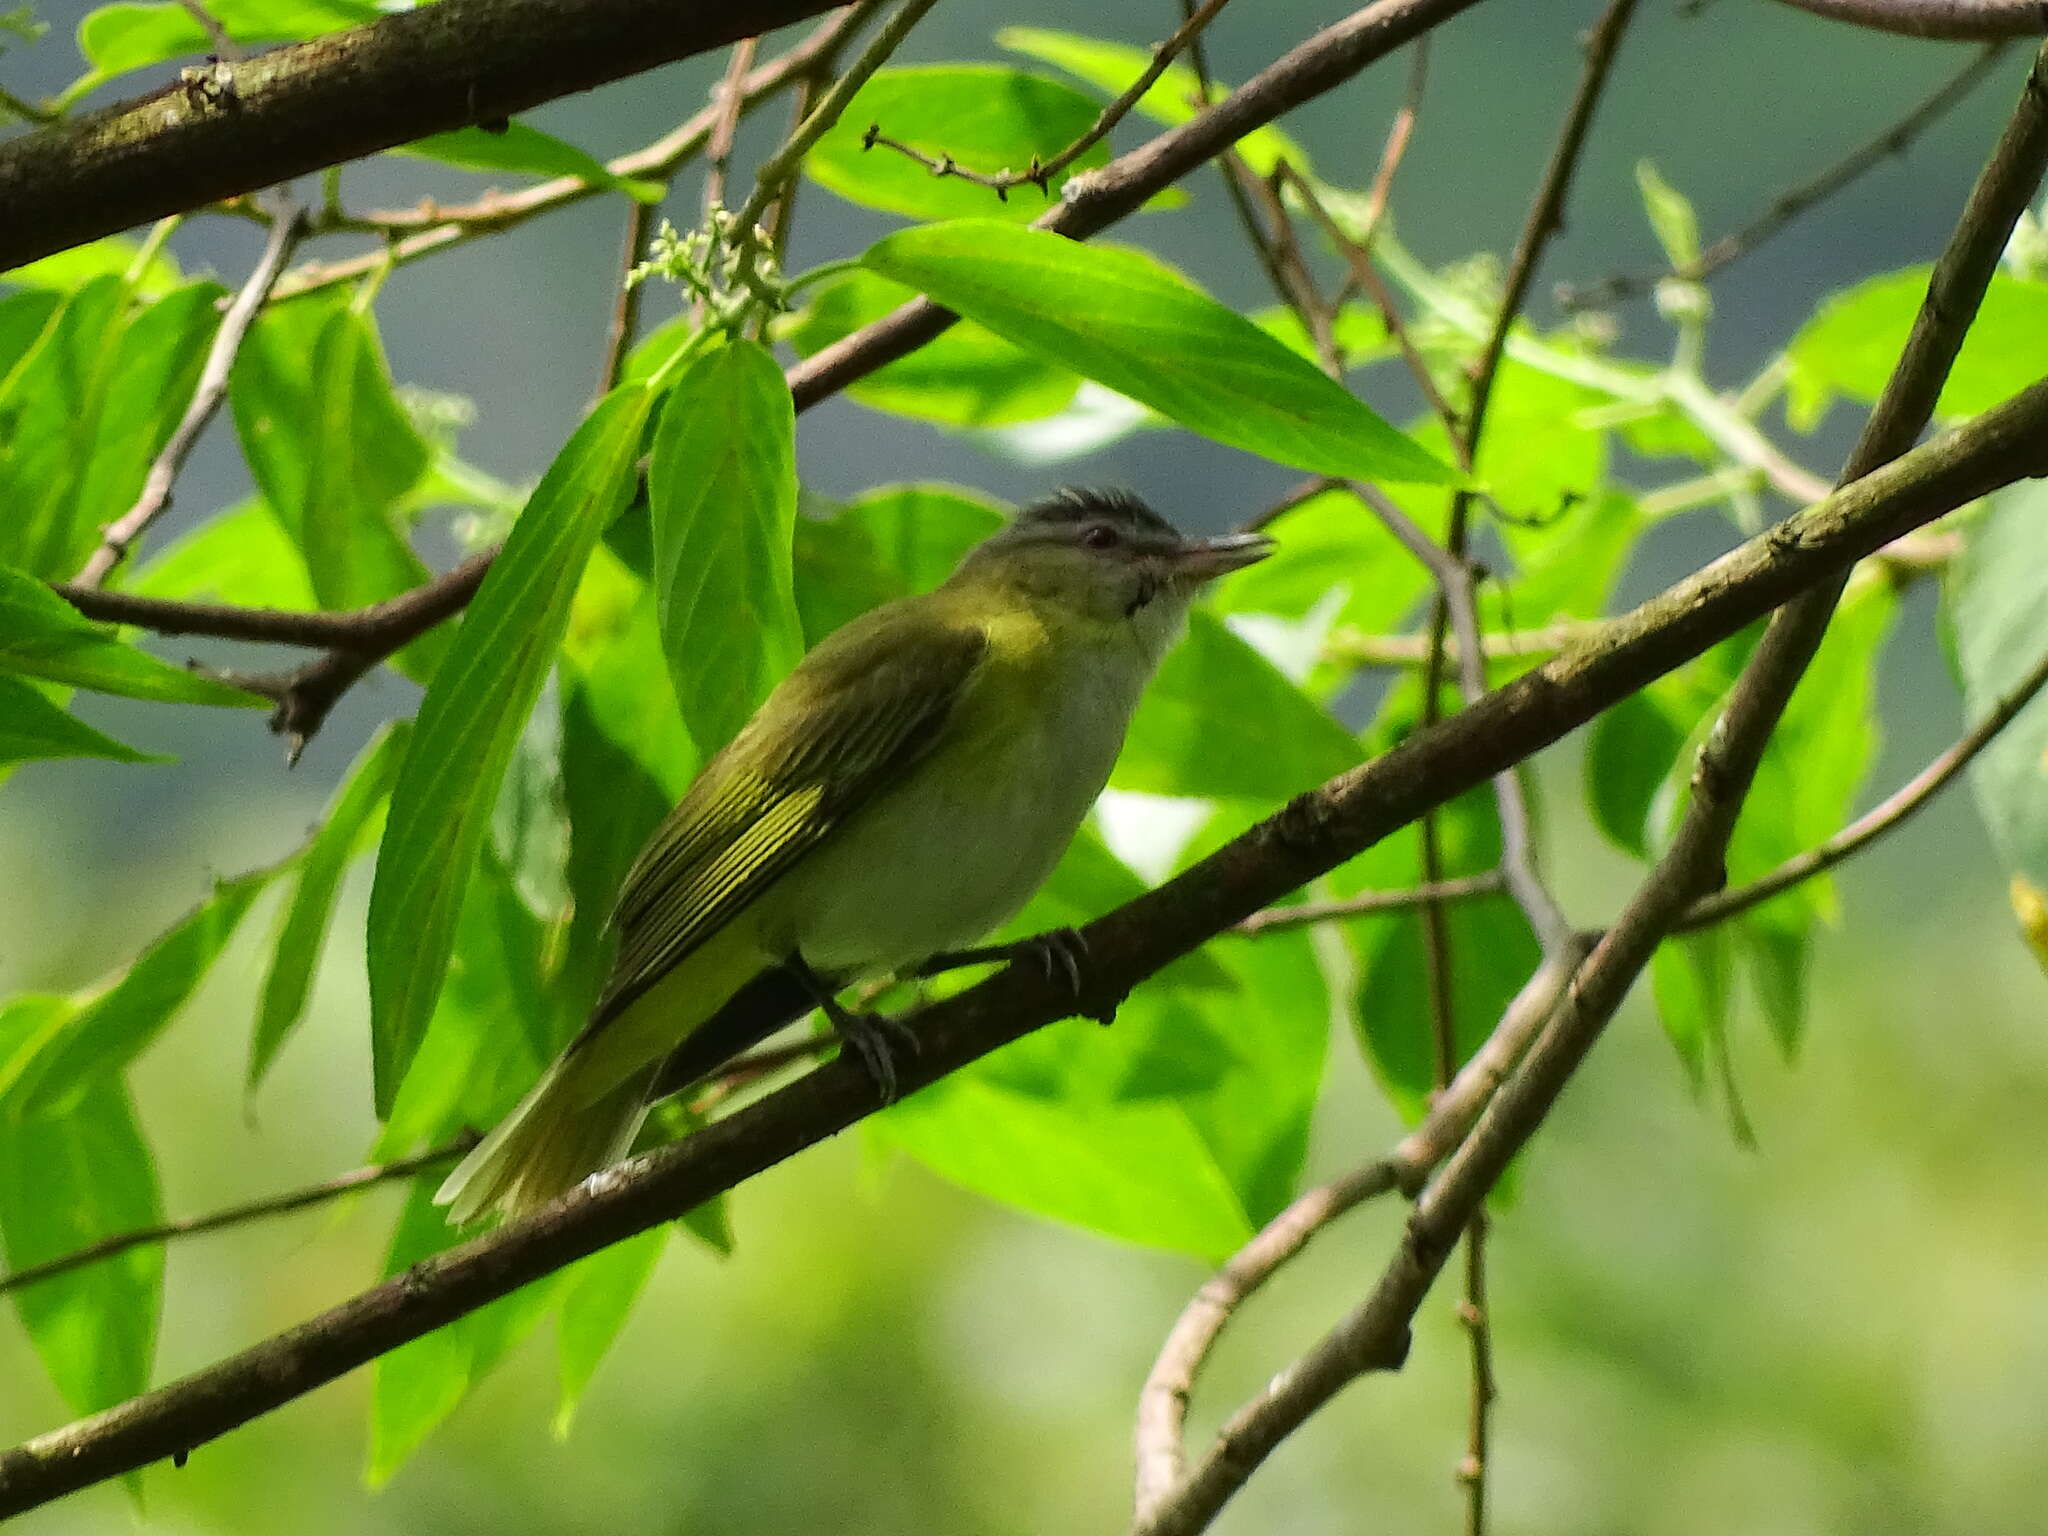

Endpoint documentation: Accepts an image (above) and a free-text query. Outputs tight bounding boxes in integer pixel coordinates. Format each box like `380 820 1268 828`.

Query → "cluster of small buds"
626 210 786 329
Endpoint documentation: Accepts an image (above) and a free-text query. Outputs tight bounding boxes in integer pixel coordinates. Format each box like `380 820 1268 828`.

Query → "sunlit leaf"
250 722 410 1091
806 65 1111 222
367 384 652 1117
67 0 375 100
784 271 1081 427
0 1077 163 1414
646 341 801 756
865 222 1453 484
0 676 164 768
0 237 180 299
1787 267 2048 429
553 1228 665 1438
0 564 264 707
128 499 317 609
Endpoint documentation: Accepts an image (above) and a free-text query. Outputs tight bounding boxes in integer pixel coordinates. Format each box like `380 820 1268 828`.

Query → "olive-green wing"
586 616 990 1030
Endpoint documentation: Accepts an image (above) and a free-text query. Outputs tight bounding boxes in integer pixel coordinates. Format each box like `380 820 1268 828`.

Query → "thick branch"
0 0 848 272
3 375 2043 1518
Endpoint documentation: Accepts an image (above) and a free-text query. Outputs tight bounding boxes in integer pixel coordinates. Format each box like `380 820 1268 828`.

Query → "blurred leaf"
805 66 1111 222
4 863 277 1116
1634 160 1701 271
0 290 60 379
0 1077 162 1415
1650 929 1725 1090
784 271 1080 427
67 0 375 99
367 1177 562 1485
395 122 661 200
128 499 317 609
792 512 906 647
646 341 801 756
1252 304 1393 369
1115 610 1357 799
367 383 653 1118
250 722 410 1092
997 27 1307 177
1208 485 1428 638
553 1227 665 1438
841 482 1005 592
1487 490 1639 636
1586 690 1685 858
0 238 180 299
865 222 1453 485
562 545 697 799
0 273 125 576
1787 267 2048 429
0 675 164 767
1949 479 2048 892
0 564 264 707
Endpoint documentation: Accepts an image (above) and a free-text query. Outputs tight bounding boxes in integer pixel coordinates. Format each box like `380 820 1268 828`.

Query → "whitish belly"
775 688 1131 976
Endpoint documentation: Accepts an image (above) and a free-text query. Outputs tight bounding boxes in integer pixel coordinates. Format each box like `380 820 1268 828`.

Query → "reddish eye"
1081 524 1121 550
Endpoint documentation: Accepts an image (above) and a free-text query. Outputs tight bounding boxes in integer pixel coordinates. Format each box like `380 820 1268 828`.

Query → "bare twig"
75 204 304 586
597 198 657 400
175 0 239 60
862 0 1235 198
269 6 879 301
1559 42 2011 309
0 1139 470 1299
1355 38 1429 250
1235 871 1504 935
4 361 2046 1517
1765 0 2048 40
1681 638 2048 931
701 35 761 219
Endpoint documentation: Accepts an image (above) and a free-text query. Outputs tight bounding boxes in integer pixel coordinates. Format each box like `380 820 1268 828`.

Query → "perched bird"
436 488 1272 1223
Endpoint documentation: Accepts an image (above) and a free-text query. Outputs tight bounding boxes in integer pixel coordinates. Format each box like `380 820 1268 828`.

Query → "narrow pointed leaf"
865 222 1453 484
0 564 264 707
367 384 653 1117
0 676 165 767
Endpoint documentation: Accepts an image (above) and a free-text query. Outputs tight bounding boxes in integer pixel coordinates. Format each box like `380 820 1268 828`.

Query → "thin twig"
268 5 879 301
1356 37 1429 250
1132 950 1583 1526
1680 637 2048 931
1236 871 1504 935
0 1139 471 1298
76 204 304 586
862 0 1235 198
701 35 761 218
1764 0 2048 41
596 197 657 400
175 0 239 59
1559 42 2011 309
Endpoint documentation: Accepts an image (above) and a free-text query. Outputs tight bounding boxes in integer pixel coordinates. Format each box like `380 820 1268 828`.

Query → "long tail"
434 1058 651 1226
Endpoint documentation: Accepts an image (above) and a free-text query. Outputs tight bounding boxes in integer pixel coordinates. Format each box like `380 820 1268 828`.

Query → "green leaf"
1585 690 1685 858
367 1177 561 1485
646 341 802 757
396 123 661 201
842 482 1006 592
1115 610 1358 799
784 271 1081 427
1649 929 1726 1090
1948 478 2048 890
67 0 375 99
0 675 165 767
1787 268 2048 429
0 273 125 576
366 384 653 1117
1207 484 1429 637
127 500 317 609
250 722 410 1091
0 290 60 377
0 237 180 299
0 1077 163 1414
3 863 276 1116
997 27 1307 178
1634 159 1701 271
805 65 1112 222
865 222 1453 485
553 1227 664 1438
0 564 264 707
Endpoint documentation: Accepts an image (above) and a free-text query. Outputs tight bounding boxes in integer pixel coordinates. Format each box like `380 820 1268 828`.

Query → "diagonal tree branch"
1765 0 2048 40
2 372 2044 1519
0 0 858 273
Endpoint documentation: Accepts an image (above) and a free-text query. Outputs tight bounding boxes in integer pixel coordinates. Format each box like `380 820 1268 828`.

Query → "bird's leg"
788 954 919 1104
913 928 1108 1020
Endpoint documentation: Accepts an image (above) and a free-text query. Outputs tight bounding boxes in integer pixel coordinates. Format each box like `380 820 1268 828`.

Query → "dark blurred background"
5 2 2047 1531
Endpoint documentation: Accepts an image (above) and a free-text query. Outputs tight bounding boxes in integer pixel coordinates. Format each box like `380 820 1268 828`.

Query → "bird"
435 487 1273 1224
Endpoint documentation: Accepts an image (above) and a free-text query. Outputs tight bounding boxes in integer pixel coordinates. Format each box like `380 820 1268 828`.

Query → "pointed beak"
1170 531 1276 582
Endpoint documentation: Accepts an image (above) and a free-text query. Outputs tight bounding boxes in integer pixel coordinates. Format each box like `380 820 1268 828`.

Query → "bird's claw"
832 1007 920 1104
1017 926 1088 998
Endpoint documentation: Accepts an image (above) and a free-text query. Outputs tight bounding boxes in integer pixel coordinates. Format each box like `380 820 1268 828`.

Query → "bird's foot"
828 1005 920 1104
914 928 1114 1023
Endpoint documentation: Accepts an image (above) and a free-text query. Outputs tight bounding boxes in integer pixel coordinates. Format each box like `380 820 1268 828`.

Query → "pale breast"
776 626 1151 977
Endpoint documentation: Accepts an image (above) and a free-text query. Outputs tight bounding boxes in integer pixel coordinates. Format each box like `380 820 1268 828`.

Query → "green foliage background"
5 2 2048 1532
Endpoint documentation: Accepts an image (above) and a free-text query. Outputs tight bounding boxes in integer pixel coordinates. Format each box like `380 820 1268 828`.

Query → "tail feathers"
435 1058 650 1226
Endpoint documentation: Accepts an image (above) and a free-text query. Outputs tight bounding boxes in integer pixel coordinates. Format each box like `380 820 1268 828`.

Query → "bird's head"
952 488 1273 654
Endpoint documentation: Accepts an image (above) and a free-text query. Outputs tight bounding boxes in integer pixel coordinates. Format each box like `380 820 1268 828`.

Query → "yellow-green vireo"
437 488 1272 1224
